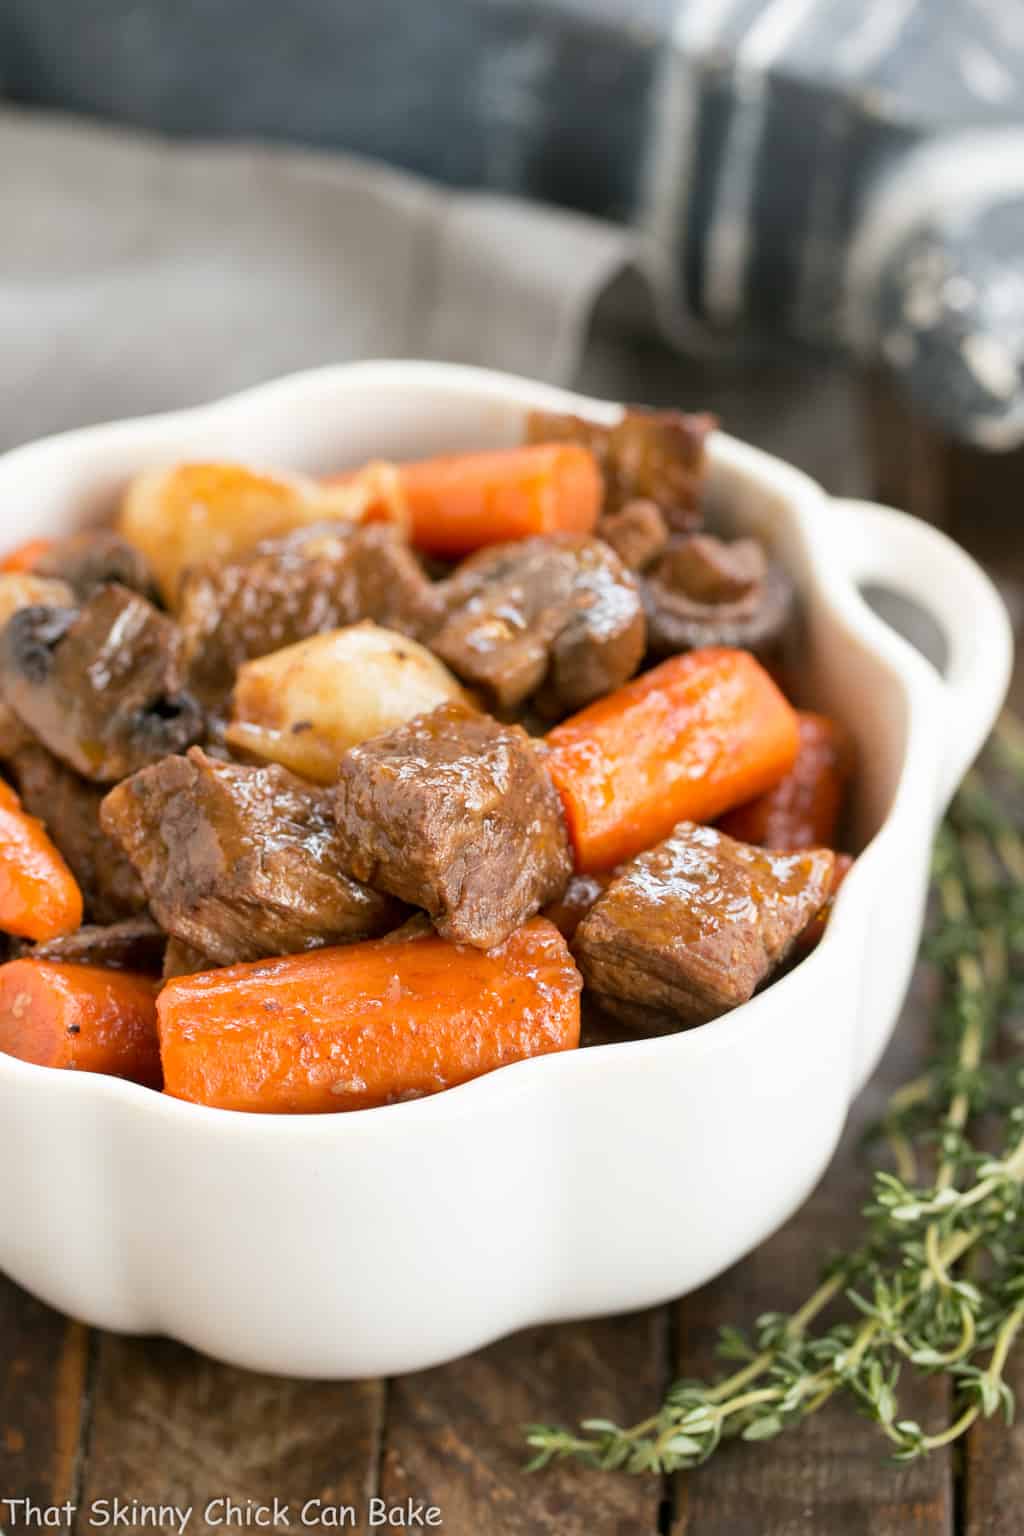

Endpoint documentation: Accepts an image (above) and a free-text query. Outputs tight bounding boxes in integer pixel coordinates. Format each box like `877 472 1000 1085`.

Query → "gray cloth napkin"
0 107 634 453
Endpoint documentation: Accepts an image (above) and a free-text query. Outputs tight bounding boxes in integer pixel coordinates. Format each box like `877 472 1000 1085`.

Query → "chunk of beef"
100 747 403 965
574 822 835 1029
528 407 714 531
23 916 165 973
644 534 794 659
541 872 611 943
333 702 572 949
597 499 669 570
34 531 159 603
792 853 854 960
178 521 442 706
162 937 217 979
9 743 148 923
0 585 203 782
430 536 645 717
0 704 29 760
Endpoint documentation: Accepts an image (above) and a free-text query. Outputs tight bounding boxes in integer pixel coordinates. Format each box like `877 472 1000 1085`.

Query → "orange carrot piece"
718 711 853 850
793 852 854 956
545 647 800 872
330 442 602 558
158 917 582 1113
0 538 53 574
0 960 161 1085
0 780 83 940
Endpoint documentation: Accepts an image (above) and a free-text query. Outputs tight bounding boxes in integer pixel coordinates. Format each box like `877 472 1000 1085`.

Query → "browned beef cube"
430 536 645 717
527 407 714 531
0 702 30 760
162 937 217 979
574 822 835 1029
0 585 203 782
333 702 572 949
10 743 148 924
178 520 442 706
597 499 669 570
100 747 403 964
24 916 166 973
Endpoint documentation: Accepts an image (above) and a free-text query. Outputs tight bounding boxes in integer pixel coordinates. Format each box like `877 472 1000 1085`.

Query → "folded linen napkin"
0 107 633 453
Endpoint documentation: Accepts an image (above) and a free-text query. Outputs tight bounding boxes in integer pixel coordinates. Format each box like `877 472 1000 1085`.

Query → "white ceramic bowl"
0 362 1012 1378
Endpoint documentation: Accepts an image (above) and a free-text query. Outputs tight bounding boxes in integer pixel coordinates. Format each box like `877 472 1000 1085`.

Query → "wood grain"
955 494 1024 1536
861 369 953 529
669 969 954 1535
380 1313 667 1536
77 1338 384 1535
0 1278 91 1507
844 373 1024 1536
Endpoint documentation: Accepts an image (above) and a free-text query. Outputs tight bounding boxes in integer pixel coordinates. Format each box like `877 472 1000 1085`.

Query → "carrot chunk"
545 647 800 872
718 711 853 850
158 917 582 1113
0 538 53 574
329 443 602 558
0 960 161 1085
0 780 83 940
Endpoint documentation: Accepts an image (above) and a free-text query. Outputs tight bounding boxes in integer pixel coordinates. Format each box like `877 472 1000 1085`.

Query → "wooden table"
3 322 1022 1536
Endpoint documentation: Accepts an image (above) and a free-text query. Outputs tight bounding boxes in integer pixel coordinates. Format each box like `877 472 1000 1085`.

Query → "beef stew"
0 401 856 1111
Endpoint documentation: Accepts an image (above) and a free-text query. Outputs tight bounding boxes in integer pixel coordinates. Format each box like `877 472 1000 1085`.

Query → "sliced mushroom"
0 572 76 760
0 584 203 782
643 534 794 659
34 530 160 604
430 534 646 716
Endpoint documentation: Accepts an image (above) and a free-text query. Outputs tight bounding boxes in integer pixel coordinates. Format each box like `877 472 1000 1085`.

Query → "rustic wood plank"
860 369 953 528
961 1023 1024 1536
77 1338 384 1536
945 447 1024 1536
849 370 1024 1536
0 1278 91 1508
669 970 954 1535
379 1311 667 1536
958 710 1023 1536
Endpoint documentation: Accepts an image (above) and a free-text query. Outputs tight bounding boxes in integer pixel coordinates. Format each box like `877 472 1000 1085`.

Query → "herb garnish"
525 715 1024 1476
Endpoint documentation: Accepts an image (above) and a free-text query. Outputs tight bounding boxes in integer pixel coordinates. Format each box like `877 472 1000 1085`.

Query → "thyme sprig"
525 715 1024 1476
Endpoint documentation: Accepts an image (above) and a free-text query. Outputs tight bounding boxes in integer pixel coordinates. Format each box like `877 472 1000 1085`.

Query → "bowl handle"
832 499 1013 815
